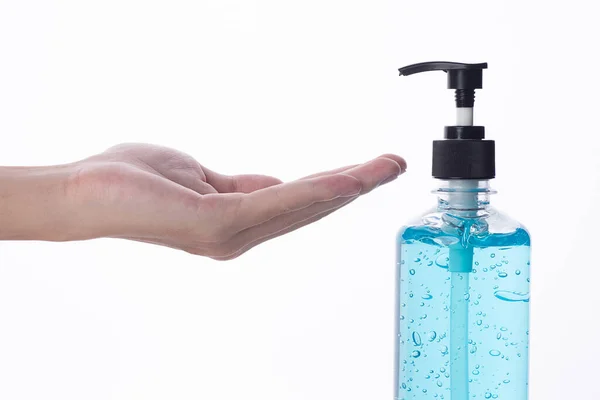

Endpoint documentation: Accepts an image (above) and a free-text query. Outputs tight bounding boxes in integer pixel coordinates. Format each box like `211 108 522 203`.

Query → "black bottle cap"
398 61 495 180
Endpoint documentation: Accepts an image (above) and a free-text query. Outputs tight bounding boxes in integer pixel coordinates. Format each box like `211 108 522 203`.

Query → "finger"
220 173 362 231
203 168 282 193
299 154 406 180
213 197 358 260
341 157 403 194
211 156 406 258
300 164 359 179
379 154 407 172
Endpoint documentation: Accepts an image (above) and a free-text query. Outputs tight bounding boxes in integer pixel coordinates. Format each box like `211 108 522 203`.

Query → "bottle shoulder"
397 206 530 247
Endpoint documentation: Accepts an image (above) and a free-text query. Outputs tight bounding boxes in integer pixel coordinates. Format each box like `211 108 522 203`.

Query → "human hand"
1 143 405 260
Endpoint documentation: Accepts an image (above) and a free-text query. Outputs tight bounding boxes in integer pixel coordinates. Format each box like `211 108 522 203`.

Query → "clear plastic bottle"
394 61 531 399
394 180 530 400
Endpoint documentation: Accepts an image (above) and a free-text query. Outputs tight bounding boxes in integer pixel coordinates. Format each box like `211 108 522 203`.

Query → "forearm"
0 165 76 241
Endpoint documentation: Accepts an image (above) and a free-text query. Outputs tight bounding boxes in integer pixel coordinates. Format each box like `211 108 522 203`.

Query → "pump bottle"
394 62 531 400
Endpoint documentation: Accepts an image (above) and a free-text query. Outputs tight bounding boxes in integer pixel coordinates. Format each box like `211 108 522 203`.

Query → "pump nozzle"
398 61 487 108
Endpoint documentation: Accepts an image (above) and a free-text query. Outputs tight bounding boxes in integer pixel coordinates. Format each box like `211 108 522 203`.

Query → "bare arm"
0 143 406 260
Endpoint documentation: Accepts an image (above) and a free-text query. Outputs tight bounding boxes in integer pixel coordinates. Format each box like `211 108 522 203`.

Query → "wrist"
0 164 79 241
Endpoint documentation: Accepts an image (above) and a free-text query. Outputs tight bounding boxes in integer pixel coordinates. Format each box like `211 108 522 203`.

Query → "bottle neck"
434 180 495 211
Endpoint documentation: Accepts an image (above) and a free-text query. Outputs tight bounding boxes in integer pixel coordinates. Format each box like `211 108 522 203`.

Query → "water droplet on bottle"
414 257 421 262
425 374 430 379
472 369 480 375
497 333 502 340
485 393 492 399
409 269 415 275
483 268 488 272
427 261 433 266
409 292 414 298
475 261 479 266
498 271 508 278
440 345 448 355
411 350 421 358
490 253 496 258
492 395 498 399
500 327 508 332
412 331 422 346
470 345 478 354
435 254 450 269
421 314 427 319
429 331 437 342
440 367 446 373
503 379 510 384
464 293 471 301
494 290 530 302
515 270 521 275
422 294 433 300
527 277 530 282
489 350 501 356
401 260 405 265
402 383 406 389
420 302 425 306
423 389 428 393
477 320 483 326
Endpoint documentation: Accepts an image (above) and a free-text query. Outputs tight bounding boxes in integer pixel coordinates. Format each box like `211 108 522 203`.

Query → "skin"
0 143 406 260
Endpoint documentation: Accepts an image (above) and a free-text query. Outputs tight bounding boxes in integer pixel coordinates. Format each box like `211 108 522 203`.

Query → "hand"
1 143 405 260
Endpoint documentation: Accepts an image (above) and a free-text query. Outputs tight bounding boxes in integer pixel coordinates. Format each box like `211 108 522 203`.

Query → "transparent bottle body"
394 181 530 400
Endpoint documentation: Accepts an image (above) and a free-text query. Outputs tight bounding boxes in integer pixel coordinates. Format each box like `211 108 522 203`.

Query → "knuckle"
165 153 205 178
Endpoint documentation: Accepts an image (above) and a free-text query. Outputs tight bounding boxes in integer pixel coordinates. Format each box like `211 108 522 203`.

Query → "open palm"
65 143 405 259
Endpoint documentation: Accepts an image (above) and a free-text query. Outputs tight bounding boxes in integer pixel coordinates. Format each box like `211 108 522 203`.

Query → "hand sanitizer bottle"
394 62 531 400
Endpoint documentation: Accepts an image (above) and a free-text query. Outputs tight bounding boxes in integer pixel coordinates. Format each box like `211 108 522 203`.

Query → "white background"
0 1 598 399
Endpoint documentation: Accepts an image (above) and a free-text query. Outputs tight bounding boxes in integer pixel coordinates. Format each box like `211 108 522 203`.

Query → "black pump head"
399 61 487 108
398 61 495 180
